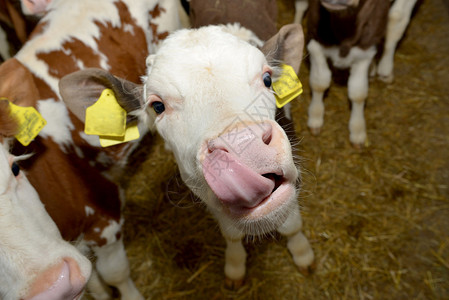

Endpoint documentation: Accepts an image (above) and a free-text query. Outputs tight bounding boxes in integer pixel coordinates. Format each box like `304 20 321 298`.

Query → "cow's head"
0 101 91 300
60 24 304 236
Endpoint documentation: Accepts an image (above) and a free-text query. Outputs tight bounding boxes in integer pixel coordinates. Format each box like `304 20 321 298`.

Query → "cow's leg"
218 221 246 289
277 201 314 273
377 0 417 82
347 51 375 147
294 0 309 24
86 269 113 300
94 239 144 300
307 39 331 135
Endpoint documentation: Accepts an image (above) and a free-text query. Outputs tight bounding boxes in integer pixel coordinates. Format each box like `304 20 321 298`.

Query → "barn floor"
86 0 449 299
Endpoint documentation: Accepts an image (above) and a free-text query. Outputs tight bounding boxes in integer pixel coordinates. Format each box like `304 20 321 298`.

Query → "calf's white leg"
87 269 113 300
347 50 375 147
218 201 314 288
94 239 144 300
307 39 331 135
294 0 309 24
218 221 247 288
377 0 417 82
224 237 247 288
277 202 314 272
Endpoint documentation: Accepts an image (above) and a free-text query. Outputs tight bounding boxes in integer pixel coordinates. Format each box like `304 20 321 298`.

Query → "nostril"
262 130 272 145
261 123 273 145
207 140 229 154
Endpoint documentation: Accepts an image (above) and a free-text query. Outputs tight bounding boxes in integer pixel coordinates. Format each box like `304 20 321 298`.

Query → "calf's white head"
60 24 304 236
0 102 91 300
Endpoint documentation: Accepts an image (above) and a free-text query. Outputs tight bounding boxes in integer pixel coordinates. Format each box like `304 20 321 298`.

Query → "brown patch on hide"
28 20 48 39
149 4 169 46
150 22 169 45
149 3 165 18
0 58 40 107
189 0 278 41
34 2 148 85
307 0 389 57
83 217 122 247
95 1 149 83
13 135 122 245
36 39 103 79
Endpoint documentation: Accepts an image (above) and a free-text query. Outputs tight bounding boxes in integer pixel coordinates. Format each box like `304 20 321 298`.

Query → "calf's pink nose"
207 122 273 154
26 258 86 300
203 122 278 215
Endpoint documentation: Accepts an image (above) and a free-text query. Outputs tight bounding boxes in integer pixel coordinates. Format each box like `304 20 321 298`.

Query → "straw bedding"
87 0 449 298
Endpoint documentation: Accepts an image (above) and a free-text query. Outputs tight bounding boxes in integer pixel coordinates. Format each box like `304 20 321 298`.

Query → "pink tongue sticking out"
202 149 275 214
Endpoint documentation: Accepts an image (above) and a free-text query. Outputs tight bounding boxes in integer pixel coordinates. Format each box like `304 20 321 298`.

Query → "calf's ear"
59 68 143 123
261 24 304 74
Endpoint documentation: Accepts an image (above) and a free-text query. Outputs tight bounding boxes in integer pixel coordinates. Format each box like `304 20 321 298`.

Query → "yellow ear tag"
272 64 303 108
85 89 126 137
7 101 47 146
84 89 140 147
99 124 140 147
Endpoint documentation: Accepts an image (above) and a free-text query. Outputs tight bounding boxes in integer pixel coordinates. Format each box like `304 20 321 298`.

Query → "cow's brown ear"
0 58 40 107
261 24 304 74
0 99 19 138
59 68 143 123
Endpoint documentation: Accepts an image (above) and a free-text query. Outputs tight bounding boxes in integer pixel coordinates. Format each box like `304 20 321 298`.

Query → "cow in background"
0 100 92 300
306 0 418 147
0 0 180 298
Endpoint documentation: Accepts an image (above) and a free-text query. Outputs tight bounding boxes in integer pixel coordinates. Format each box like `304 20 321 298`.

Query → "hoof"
309 127 321 136
298 261 316 276
225 277 244 290
351 137 369 149
351 142 363 150
377 74 394 84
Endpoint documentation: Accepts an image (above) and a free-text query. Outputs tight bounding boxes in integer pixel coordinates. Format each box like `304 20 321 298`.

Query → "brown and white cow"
305 0 418 146
0 0 180 298
59 23 315 288
0 100 91 300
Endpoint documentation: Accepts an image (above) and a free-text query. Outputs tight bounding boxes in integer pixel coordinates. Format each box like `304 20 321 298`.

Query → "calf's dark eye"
152 101 165 114
11 162 20 176
263 72 272 88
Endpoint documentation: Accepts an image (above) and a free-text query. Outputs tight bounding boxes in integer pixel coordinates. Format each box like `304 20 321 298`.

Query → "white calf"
0 104 91 300
59 24 315 287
